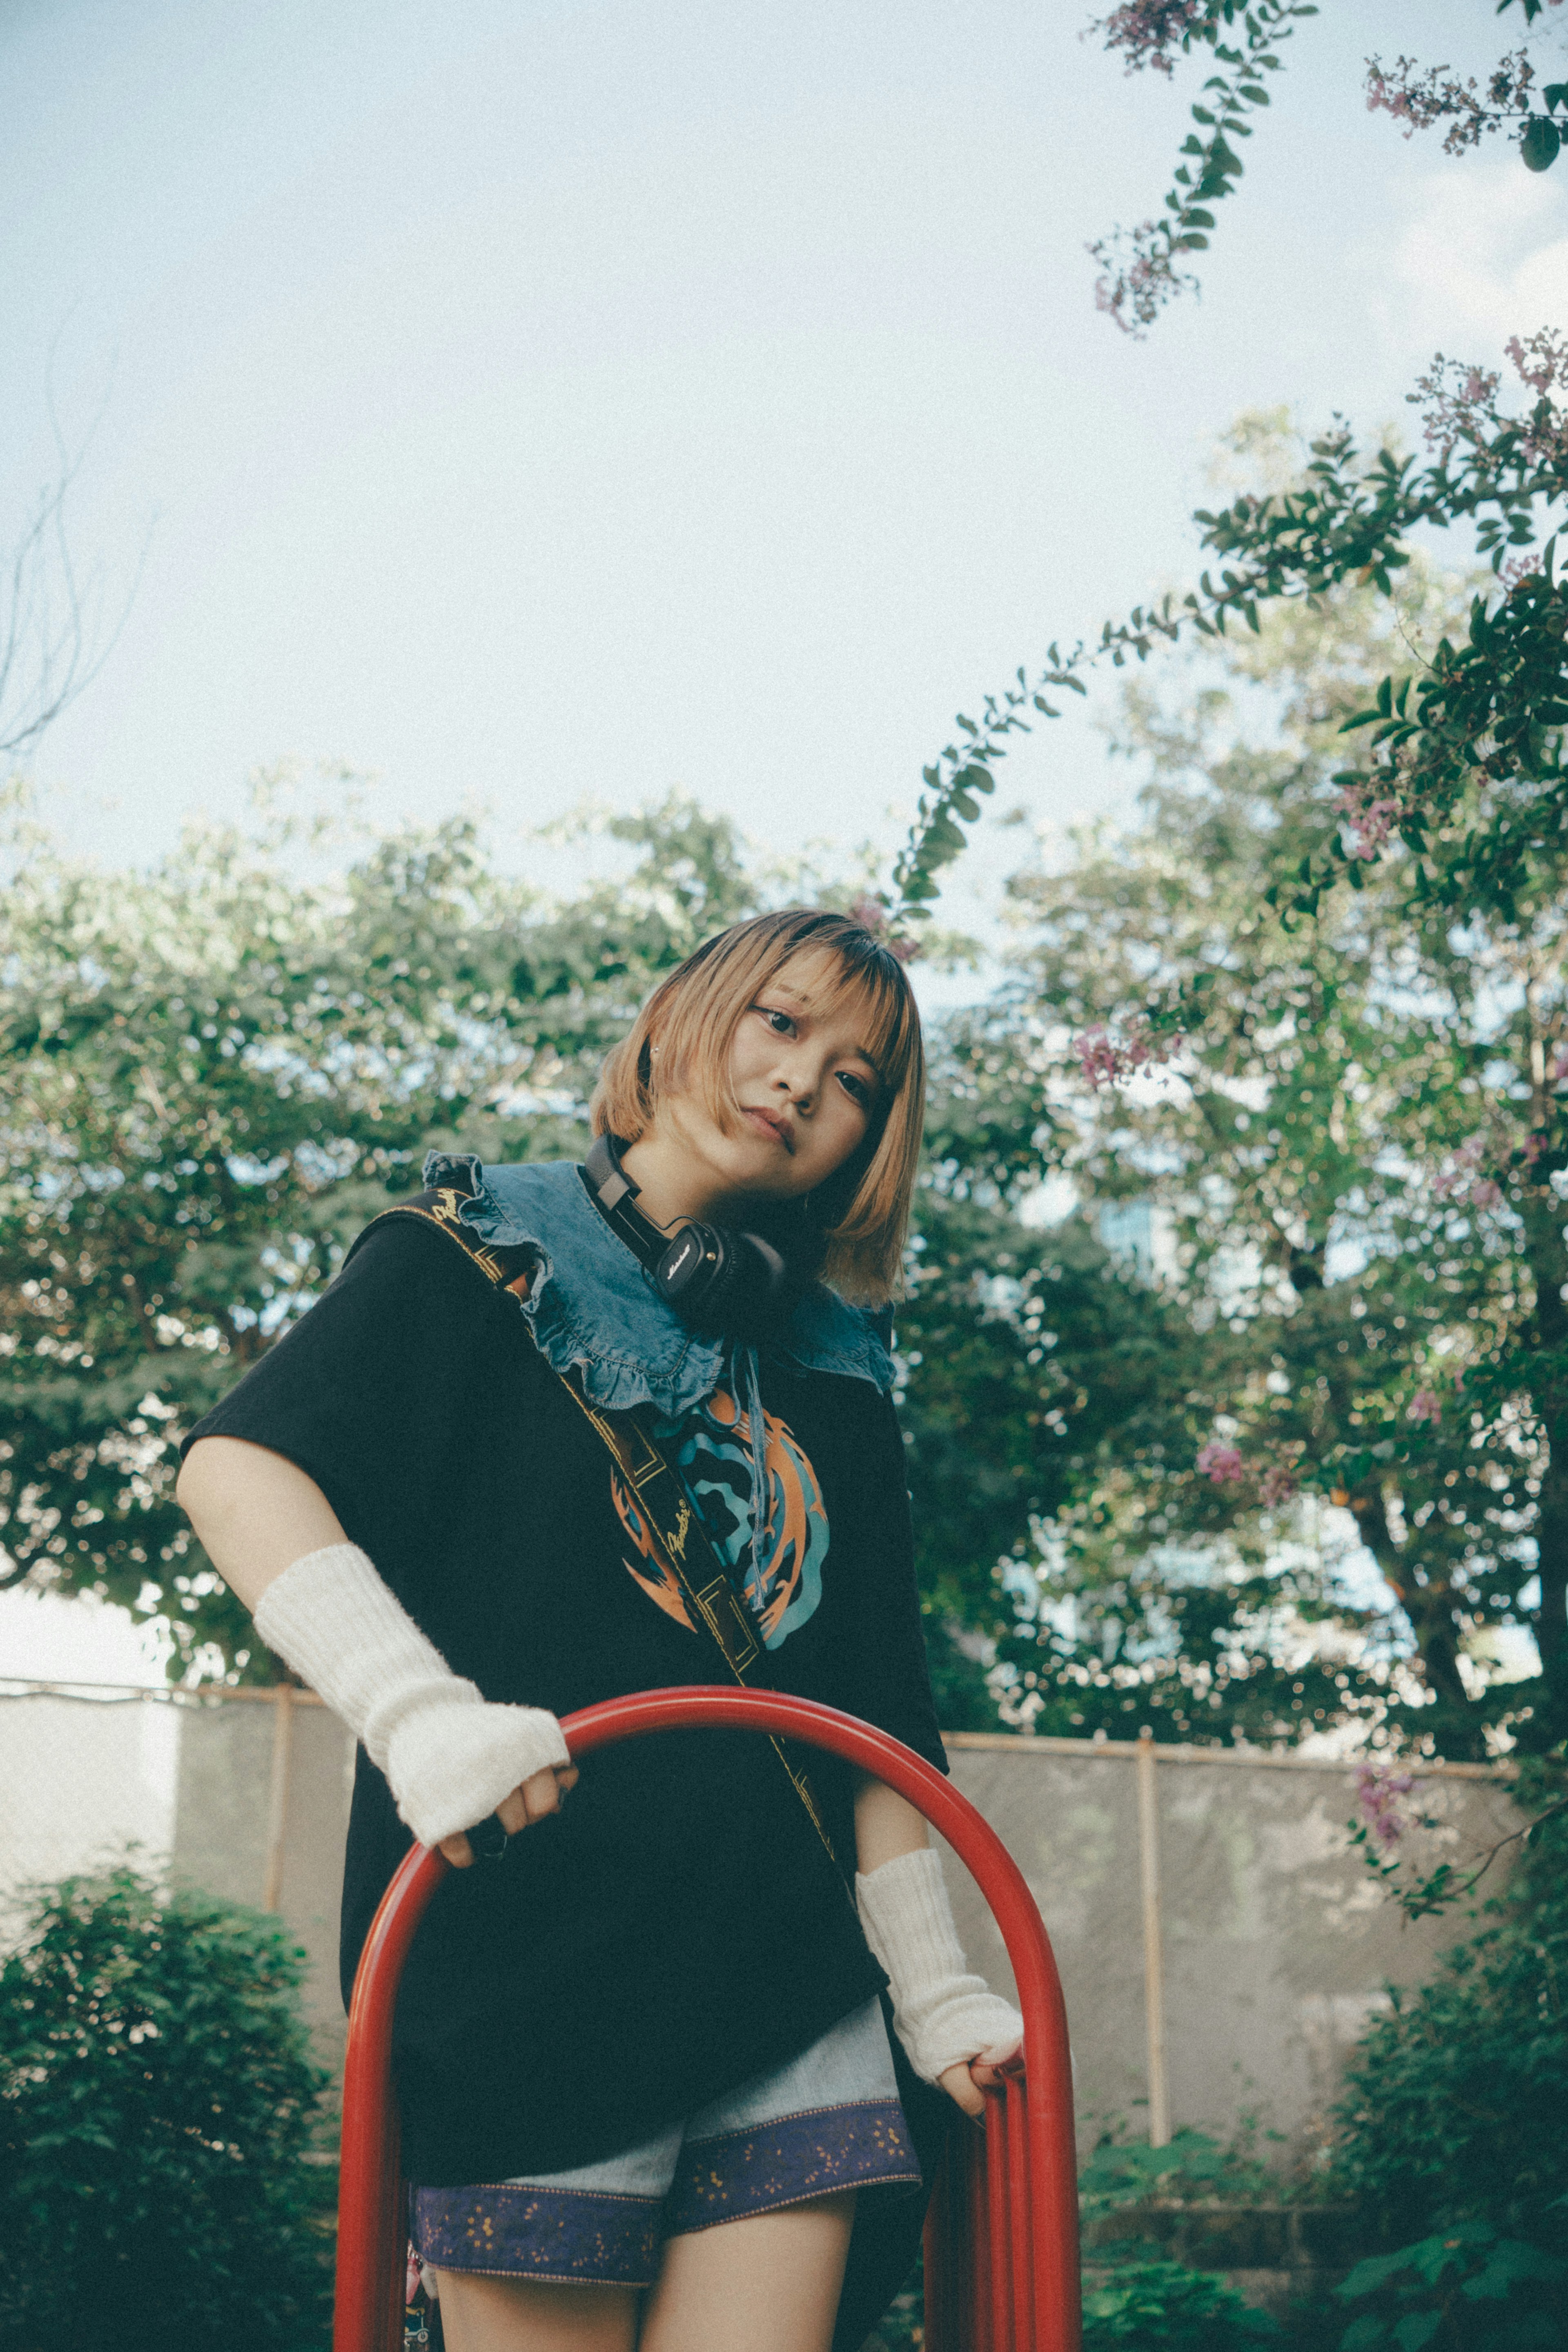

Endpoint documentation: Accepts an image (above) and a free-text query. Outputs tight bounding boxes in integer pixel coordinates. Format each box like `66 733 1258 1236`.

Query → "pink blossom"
1076 1029 1120 1088
1407 351 1502 459
1499 551 1544 593
1196 1441 1247 1486
1366 52 1537 161
1355 1759 1417 1851
1408 1388 1443 1426
1093 0 1212 78
1506 325 1568 399
848 895 921 964
1433 1135 1501 1209
1088 223 1190 336
1336 781 1401 862
1258 1462 1299 1507
1073 1019 1182 1090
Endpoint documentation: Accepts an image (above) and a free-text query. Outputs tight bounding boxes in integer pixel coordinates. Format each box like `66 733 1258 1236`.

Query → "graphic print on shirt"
610 1387 829 1651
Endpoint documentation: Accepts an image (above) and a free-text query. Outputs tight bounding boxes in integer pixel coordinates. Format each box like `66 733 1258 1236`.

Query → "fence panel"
942 1733 1523 2156
1 1680 354 2073
0 1685 1523 2155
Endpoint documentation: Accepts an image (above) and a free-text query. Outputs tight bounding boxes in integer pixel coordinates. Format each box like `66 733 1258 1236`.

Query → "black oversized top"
183 1198 947 2184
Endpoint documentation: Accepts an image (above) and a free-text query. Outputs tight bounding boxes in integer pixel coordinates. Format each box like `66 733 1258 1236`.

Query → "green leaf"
1521 115 1561 170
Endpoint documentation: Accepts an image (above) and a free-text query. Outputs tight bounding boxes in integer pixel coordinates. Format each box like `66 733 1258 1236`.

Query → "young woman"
177 907 1021 2352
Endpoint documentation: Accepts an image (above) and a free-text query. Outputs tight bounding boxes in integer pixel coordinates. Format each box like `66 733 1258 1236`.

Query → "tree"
900 490 1567 1756
0 787 761 1674
2 386 145 761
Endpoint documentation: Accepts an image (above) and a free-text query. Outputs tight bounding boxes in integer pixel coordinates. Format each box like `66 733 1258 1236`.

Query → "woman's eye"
839 1071 871 1105
760 1006 795 1035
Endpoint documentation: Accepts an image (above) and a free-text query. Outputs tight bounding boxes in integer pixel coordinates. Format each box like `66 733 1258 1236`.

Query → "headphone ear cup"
654 1222 725 1312
654 1224 789 1338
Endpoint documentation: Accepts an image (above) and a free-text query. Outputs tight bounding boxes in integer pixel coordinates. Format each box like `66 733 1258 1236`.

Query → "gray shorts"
410 1998 919 2287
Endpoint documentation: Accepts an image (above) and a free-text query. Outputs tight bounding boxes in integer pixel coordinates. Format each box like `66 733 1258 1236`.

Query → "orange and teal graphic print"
610 1387 829 1651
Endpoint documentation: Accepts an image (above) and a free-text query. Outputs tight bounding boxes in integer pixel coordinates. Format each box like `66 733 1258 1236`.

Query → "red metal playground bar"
335 1686 1083 2352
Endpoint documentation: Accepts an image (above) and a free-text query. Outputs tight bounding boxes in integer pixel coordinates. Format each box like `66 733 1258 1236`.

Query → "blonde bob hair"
590 908 925 1305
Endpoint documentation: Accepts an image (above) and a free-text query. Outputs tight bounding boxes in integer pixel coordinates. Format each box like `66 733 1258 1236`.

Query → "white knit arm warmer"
856 1846 1024 2085
252 1542 570 1848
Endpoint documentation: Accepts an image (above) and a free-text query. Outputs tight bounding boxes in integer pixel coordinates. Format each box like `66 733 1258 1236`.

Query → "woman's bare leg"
430 2271 637 2352
638 2192 857 2352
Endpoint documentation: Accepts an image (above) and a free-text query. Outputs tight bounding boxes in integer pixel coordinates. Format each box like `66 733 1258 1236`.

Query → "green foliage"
1082 2258 1281 2348
1292 540 1568 924
1078 2125 1278 2223
1088 0 1317 339
1076 2125 1290 2352
1348 1761 1568 1929
1330 1760 1568 2252
877 343 1566 969
1335 2223 1568 2352
903 542 1568 1754
0 786 760 1672
871 658 1087 943
0 1862 332 2352
1087 2 1566 332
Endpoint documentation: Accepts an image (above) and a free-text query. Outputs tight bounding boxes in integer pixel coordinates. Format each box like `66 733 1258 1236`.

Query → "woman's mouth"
743 1108 792 1150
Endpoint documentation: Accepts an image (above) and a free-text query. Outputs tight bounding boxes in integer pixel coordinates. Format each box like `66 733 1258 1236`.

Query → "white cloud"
1371 158 1568 354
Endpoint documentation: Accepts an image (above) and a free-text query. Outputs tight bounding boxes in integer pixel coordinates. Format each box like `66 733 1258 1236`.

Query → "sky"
2 0 1566 1681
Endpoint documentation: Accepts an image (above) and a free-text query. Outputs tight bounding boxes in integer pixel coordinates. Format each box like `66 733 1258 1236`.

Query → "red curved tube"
335 1686 1081 2352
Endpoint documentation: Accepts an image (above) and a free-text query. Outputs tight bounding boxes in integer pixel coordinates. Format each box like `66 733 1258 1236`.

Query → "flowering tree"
908 529 1568 1757
1087 0 1568 335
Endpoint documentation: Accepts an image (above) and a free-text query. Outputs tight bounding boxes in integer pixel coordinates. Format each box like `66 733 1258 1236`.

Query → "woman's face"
656 950 883 1211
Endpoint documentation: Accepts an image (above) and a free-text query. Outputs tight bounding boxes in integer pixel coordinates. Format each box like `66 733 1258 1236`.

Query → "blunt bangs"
590 908 926 1303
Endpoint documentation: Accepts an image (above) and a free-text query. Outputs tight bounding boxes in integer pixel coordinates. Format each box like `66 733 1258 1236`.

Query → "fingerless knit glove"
856 1846 1024 2084
253 1543 569 1848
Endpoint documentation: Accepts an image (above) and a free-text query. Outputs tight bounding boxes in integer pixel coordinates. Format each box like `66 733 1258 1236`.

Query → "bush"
1331 1761 1568 2249
1324 1757 1568 2350
1334 2223 1568 2352
1078 2121 1280 2221
1082 2257 1281 2347
0 1862 333 2352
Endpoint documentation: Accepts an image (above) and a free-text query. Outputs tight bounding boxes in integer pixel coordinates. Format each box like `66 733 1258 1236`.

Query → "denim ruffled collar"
422 1153 893 1420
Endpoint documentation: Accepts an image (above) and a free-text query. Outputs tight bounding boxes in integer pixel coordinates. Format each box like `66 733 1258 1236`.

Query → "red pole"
334 1687 1081 2352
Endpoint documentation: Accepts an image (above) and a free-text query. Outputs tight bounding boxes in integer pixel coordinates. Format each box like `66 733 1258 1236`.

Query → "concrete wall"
0 1683 354 2078
172 1691 355 2073
941 1734 1523 2158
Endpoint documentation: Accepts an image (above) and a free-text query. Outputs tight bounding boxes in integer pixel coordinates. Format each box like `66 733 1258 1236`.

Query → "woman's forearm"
853 1772 931 1874
176 1435 347 1612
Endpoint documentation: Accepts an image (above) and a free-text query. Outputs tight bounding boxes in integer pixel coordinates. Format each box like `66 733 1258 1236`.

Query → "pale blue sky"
5 0 1564 937
2 0 1564 1679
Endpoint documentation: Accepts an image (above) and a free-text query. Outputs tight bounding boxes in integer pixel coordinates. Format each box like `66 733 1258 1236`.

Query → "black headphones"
582 1132 797 1340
